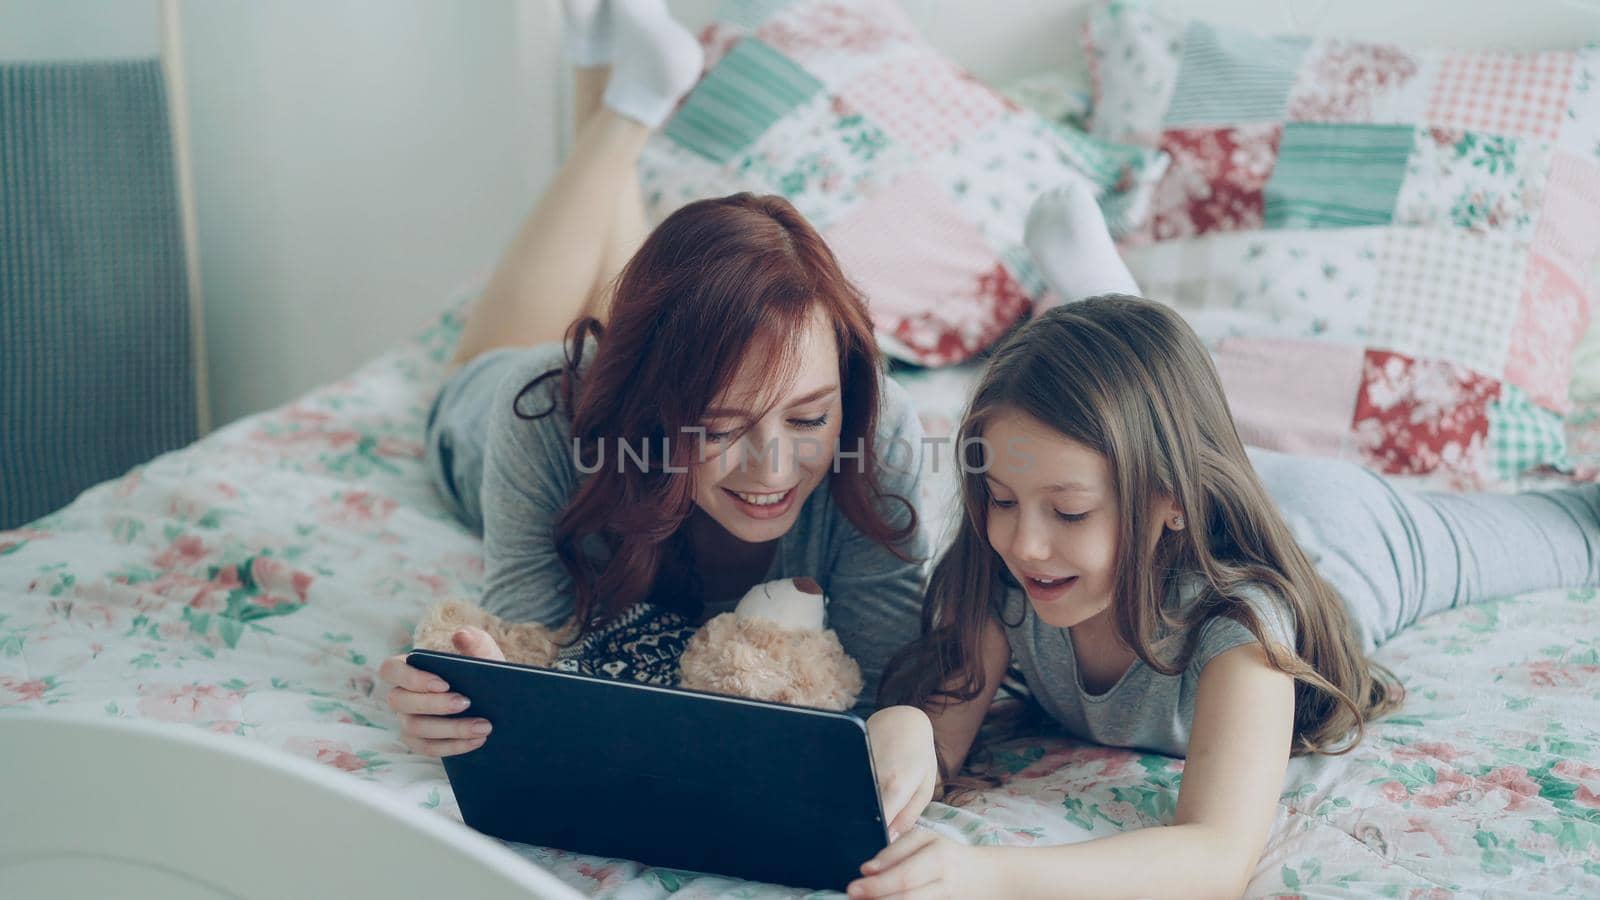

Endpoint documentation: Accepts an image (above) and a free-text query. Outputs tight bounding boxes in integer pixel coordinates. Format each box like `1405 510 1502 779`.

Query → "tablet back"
407 650 888 891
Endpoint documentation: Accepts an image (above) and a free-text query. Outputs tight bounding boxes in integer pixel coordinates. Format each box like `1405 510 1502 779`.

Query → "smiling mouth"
723 486 795 507
1024 573 1077 588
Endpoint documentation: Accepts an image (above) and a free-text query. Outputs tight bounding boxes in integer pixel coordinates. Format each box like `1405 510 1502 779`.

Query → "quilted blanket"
3 306 1599 897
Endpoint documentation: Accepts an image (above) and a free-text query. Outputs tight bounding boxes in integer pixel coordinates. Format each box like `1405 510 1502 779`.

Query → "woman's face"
981 408 1177 629
690 308 844 544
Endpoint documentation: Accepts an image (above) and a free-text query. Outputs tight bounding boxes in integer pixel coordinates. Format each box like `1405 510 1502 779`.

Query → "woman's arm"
851 641 1295 900
476 355 583 624
381 355 580 756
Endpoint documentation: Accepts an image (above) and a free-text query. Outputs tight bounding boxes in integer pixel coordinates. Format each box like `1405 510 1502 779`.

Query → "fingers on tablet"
402 713 491 740
391 690 472 716
382 655 451 693
403 735 487 758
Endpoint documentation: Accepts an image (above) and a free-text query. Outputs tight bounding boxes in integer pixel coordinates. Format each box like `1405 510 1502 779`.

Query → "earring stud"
1171 515 1185 530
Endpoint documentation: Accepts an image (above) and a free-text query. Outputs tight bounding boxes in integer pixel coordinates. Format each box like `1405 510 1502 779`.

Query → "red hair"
515 193 917 632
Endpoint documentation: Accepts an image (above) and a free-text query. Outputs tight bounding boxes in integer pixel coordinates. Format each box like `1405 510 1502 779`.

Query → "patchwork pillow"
636 0 1167 367
1082 0 1600 488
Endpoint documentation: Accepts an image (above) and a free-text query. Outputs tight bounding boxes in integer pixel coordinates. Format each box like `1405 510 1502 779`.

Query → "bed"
6 1 1600 897
2 300 1598 896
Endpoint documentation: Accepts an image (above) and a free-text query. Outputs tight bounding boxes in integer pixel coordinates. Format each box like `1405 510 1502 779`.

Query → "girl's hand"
866 705 939 841
378 627 505 757
848 830 1000 899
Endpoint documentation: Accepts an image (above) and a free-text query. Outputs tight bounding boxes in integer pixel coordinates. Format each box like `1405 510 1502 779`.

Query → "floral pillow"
1082 0 1600 488
636 0 1167 367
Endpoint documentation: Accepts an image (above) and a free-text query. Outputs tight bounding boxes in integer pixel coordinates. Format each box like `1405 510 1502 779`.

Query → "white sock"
562 0 612 67
602 0 705 128
1024 181 1141 310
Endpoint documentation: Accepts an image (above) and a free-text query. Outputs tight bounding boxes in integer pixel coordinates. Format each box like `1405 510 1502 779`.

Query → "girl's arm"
851 641 1295 900
868 615 1010 839
928 614 1012 778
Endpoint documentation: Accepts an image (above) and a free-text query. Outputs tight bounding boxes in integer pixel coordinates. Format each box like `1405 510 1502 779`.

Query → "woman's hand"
866 705 939 841
378 627 505 757
848 830 1001 899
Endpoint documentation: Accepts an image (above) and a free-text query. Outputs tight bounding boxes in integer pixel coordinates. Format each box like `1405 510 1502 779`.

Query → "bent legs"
451 103 653 367
451 0 703 366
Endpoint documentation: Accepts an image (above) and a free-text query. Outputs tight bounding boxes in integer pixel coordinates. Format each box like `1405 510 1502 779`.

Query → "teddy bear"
410 576 864 711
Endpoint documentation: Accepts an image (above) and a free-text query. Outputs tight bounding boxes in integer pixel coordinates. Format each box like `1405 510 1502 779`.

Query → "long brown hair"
516 193 917 634
882 295 1401 756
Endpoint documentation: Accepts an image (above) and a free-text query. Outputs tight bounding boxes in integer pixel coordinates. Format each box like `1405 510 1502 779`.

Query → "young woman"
848 186 1600 899
377 0 928 757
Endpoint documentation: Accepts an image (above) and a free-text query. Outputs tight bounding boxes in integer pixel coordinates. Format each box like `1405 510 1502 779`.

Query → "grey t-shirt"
1000 573 1297 758
475 341 929 710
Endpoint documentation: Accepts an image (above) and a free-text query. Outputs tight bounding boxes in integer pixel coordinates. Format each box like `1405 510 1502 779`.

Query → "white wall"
0 0 160 60
1 0 561 430
179 0 562 427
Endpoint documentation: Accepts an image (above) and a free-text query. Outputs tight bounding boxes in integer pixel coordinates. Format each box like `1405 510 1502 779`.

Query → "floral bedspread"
3 307 1600 898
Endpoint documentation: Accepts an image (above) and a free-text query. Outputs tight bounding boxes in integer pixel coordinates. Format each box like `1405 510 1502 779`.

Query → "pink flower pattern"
1505 253 1590 413
1144 125 1282 241
283 737 371 774
0 677 53 704
153 534 212 571
1410 765 1543 812
1351 350 1497 484
756 0 916 60
137 683 243 723
1393 741 1469 763
1288 40 1422 122
248 555 314 606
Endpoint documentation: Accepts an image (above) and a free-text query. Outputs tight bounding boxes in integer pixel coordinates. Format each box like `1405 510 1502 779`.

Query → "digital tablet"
406 649 889 891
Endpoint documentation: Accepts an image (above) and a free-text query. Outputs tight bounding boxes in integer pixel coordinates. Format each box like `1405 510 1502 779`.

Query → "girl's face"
690 307 844 544
982 408 1179 630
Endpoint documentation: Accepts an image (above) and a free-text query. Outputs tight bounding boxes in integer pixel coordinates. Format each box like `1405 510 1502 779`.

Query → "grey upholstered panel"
1 59 197 528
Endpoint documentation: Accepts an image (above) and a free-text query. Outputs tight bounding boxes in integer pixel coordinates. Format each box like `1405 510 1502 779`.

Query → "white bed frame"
0 714 584 900
3 2 1595 899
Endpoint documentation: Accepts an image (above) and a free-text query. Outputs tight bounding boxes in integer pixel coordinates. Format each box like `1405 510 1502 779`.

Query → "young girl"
378 0 928 756
850 186 1600 899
